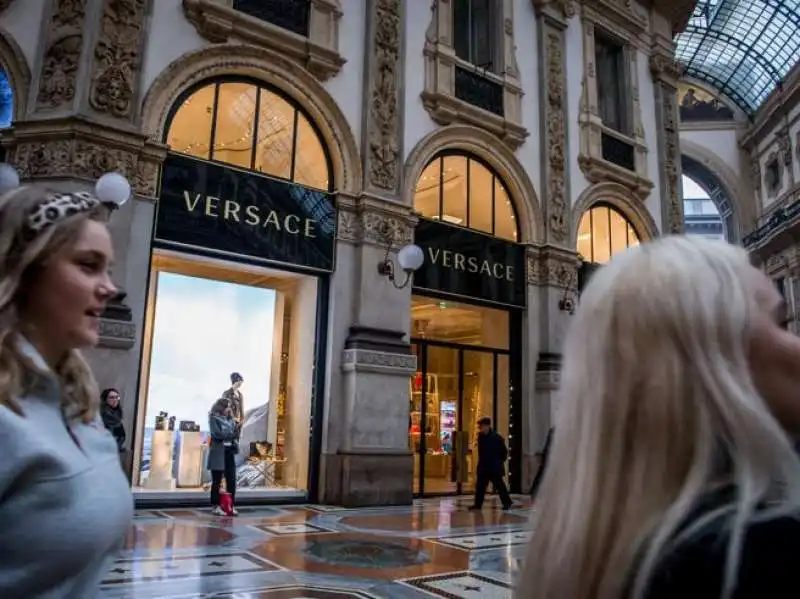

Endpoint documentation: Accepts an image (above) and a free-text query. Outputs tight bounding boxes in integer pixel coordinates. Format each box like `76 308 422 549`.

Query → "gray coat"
206 413 237 471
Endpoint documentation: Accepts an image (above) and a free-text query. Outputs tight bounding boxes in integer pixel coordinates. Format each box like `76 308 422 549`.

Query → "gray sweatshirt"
0 338 133 598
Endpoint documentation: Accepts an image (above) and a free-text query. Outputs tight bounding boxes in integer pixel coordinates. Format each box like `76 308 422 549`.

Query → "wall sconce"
376 222 425 290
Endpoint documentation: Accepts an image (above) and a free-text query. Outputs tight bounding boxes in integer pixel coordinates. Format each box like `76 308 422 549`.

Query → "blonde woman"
518 236 800 598
0 166 134 598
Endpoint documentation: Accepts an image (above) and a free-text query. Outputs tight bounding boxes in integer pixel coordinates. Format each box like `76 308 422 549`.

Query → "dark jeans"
210 446 237 506
474 471 512 508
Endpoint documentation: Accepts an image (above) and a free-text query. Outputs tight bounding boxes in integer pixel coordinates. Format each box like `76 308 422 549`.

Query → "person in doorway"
222 372 244 426
529 427 553 499
0 170 134 597
100 388 125 452
207 398 238 516
469 417 514 511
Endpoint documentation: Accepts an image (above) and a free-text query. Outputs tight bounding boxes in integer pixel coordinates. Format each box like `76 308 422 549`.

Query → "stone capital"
532 0 575 24
5 116 168 199
525 244 580 289
337 192 417 248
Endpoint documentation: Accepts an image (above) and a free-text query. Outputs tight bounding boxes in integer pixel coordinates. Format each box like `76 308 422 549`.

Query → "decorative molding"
777 127 793 168
654 76 683 234
583 0 649 38
139 43 362 195
538 18 570 245
89 0 148 120
98 319 136 349
181 0 345 81
649 54 683 86
365 0 403 193
525 244 580 289
421 0 528 150
36 0 87 111
532 0 575 21
402 124 543 242
578 12 653 200
5 116 167 198
341 348 417 373
764 151 783 199
751 152 763 205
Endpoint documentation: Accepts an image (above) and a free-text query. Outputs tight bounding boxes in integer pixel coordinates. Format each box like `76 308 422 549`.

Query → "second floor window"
453 0 496 72
595 32 628 135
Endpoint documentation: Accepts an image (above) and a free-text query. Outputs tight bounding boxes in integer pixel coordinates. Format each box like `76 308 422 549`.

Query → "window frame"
414 150 520 242
163 76 334 193
577 203 640 264
593 29 631 136
452 0 501 73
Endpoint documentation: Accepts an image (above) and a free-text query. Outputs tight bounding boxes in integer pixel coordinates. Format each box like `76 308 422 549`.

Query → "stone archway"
0 27 30 121
571 181 660 246
403 124 544 244
140 44 362 196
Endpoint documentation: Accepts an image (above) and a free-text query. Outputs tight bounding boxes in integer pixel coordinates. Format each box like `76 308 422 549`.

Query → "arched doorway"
681 154 735 242
134 77 337 504
408 151 524 497
576 203 642 289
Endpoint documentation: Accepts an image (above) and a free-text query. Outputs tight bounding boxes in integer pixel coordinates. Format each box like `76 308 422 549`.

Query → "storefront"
408 152 525 497
131 77 335 504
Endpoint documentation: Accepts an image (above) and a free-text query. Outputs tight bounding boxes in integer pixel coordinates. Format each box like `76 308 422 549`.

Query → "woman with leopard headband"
0 165 134 598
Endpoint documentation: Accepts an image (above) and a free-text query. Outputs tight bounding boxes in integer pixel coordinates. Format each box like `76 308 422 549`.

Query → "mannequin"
222 372 245 427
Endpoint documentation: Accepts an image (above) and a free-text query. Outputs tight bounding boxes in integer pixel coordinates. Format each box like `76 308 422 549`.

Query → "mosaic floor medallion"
301 539 430 569
256 522 337 536
185 586 379 598
400 571 513 598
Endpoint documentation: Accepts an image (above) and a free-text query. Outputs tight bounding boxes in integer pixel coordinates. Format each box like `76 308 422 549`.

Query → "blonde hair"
0 182 107 423
518 236 800 599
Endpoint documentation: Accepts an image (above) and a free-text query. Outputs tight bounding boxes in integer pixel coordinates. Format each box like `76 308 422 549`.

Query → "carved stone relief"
543 27 569 245
337 206 414 247
526 246 579 289
36 0 87 110
366 0 402 192
89 0 148 120
777 128 793 168
658 80 683 234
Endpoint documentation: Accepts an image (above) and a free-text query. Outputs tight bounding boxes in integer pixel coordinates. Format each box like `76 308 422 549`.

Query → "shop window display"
136 261 316 495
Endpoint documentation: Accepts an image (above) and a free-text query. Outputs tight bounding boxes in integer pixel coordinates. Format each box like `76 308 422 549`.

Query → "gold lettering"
224 200 240 222
454 253 465 271
492 263 504 279
244 205 260 226
442 250 453 268
183 191 202 212
264 210 281 230
467 256 479 273
428 248 441 264
480 260 492 276
285 214 300 234
204 196 220 217
506 266 514 282
305 219 317 238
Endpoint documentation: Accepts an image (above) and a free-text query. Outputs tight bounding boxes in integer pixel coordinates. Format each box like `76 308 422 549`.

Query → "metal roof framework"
674 0 800 115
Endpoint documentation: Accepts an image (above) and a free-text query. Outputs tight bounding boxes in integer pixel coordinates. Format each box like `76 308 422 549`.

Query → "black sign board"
155 153 336 272
412 219 526 308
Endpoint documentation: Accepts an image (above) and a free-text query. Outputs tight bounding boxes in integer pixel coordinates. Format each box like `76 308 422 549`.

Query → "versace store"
132 78 334 501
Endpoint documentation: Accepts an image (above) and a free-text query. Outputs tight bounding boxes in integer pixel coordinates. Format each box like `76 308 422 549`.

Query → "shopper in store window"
0 168 134 598
207 398 239 516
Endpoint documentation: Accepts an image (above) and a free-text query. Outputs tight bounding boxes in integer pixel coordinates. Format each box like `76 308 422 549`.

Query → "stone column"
525 0 579 489
319 0 416 507
5 0 166 454
649 44 684 234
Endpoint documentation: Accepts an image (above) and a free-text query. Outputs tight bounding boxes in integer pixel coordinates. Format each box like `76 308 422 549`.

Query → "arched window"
577 204 639 264
414 152 519 242
0 67 13 129
165 79 332 192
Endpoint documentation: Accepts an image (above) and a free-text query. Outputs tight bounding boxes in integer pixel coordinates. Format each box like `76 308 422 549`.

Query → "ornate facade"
0 0 694 506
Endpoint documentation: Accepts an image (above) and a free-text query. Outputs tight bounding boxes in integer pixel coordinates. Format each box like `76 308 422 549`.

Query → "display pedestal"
176 431 204 488
145 430 176 490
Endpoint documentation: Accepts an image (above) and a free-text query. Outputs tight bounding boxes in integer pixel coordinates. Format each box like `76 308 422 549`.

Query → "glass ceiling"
674 0 800 115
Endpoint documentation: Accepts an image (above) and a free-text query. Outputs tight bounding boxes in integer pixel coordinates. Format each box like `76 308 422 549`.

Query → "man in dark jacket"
469 417 514 510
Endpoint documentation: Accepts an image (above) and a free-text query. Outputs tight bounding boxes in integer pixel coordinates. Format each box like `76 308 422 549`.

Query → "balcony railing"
233 0 310 37
743 196 800 248
601 132 635 172
454 66 504 117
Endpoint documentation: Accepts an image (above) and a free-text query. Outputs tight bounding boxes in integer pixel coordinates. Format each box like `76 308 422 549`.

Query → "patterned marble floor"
101 495 534 598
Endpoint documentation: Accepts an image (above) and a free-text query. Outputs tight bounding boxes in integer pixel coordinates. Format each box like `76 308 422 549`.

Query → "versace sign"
412 219 526 308
155 154 336 272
